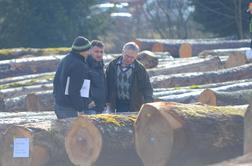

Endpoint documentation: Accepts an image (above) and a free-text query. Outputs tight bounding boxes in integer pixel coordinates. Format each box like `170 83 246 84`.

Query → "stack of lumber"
135 38 250 57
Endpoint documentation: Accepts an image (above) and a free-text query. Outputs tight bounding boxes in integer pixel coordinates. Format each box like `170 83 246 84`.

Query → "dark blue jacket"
87 55 106 113
53 51 90 112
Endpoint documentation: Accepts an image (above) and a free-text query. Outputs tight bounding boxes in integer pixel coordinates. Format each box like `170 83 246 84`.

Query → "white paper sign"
80 79 90 98
13 138 29 158
246 50 252 60
64 77 70 95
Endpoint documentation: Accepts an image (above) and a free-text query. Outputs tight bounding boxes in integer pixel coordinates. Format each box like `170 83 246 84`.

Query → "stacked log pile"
1 41 252 166
135 38 250 57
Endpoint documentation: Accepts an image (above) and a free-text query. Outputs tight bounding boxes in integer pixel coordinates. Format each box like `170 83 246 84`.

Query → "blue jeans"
54 104 78 119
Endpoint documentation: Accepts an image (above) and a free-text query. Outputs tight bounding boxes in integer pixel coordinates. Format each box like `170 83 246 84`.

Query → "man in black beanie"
53 36 92 119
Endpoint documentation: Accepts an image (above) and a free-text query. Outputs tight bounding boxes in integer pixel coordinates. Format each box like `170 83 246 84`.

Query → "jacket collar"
86 55 104 69
70 51 86 63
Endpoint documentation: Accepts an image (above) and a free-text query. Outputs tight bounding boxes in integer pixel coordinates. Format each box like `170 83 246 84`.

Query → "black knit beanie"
71 36 91 53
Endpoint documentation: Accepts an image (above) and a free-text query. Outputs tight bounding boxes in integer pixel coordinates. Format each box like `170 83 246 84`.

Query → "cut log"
0 83 53 98
208 153 252 166
0 48 70 60
65 114 142 166
135 102 246 166
0 56 63 79
244 105 252 154
0 119 75 166
0 72 54 86
224 53 248 68
179 43 192 58
199 47 249 58
148 56 222 77
137 50 159 68
0 112 57 166
154 79 252 98
135 38 250 57
0 91 54 112
151 63 252 88
198 89 252 106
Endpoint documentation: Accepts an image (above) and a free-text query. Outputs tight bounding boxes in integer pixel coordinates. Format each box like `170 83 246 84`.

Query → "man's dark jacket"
106 56 153 112
87 55 106 113
53 51 90 112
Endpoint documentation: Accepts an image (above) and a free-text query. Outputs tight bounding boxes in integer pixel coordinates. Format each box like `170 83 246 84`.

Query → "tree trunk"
244 105 252 154
135 102 247 166
198 89 252 106
0 91 54 112
0 48 70 61
148 56 222 77
0 83 52 98
65 114 143 166
135 38 250 57
138 50 159 69
0 56 63 79
151 63 252 88
0 119 75 166
208 153 252 166
0 72 54 86
199 47 248 57
154 79 252 98
0 111 57 166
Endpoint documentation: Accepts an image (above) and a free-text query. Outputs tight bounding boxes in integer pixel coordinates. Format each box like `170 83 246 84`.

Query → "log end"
134 102 182 166
198 89 217 106
137 50 158 69
65 115 102 166
179 43 192 58
31 145 50 166
152 43 164 52
1 126 33 166
224 53 248 69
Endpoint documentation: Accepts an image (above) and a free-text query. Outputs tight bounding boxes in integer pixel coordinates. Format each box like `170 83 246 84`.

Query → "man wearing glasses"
106 42 153 113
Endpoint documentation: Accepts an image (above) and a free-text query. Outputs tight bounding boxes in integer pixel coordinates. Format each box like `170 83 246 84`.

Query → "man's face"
91 46 104 61
122 49 138 65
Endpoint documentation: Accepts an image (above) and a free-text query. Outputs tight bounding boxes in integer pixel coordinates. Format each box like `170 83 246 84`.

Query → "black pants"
115 99 130 113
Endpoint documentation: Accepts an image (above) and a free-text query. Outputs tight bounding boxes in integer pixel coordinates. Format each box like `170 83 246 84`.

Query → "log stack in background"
1 39 252 166
135 38 250 57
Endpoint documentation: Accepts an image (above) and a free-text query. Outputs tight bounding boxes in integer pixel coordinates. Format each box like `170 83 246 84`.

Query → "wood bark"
199 47 249 58
0 56 63 79
198 89 252 106
151 63 252 88
244 105 252 154
135 38 250 57
0 118 75 166
0 91 54 112
0 52 168 79
0 72 54 86
224 53 248 68
208 153 252 166
0 111 57 166
135 102 247 166
65 114 142 166
148 56 222 77
154 79 252 98
0 83 52 98
138 50 159 68
0 48 69 61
